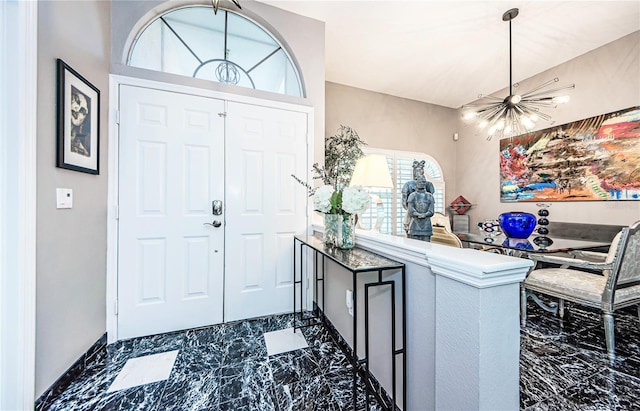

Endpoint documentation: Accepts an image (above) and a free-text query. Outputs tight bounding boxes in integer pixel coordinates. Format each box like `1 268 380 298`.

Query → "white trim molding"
425 247 531 288
0 0 38 408
316 222 531 287
340 224 532 281
105 77 121 344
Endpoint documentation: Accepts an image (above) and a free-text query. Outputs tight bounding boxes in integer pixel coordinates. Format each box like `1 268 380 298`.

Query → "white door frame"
107 75 314 343
0 0 38 408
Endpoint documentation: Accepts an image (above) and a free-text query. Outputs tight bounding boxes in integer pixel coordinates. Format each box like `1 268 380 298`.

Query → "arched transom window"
128 6 303 97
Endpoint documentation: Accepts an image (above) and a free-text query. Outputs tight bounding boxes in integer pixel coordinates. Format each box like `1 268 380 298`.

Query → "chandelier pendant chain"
462 7 575 141
508 13 513 98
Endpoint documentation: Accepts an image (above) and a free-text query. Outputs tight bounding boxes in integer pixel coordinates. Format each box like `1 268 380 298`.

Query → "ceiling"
258 1 640 108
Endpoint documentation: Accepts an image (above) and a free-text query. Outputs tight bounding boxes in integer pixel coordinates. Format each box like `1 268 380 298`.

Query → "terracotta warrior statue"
402 160 435 235
406 176 435 241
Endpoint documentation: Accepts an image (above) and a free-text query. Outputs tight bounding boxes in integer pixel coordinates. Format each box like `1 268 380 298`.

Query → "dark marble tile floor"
521 299 640 410
38 314 382 411
39 301 640 411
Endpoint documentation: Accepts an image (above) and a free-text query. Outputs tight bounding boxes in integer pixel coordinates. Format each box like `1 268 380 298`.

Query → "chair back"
431 212 451 232
605 231 623 264
603 221 640 306
431 226 463 248
614 221 640 285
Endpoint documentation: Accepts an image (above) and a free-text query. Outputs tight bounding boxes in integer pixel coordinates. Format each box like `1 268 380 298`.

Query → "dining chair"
521 221 640 359
430 226 463 248
431 212 452 232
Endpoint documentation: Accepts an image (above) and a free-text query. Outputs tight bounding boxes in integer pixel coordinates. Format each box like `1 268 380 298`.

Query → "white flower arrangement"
312 184 369 216
341 186 370 215
292 125 369 216
312 185 334 213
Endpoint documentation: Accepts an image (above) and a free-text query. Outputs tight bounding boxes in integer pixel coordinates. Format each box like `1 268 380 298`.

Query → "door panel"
224 102 308 321
137 238 166 303
117 85 225 339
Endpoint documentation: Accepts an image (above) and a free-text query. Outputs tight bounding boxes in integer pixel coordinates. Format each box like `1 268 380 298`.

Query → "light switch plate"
346 289 353 316
56 188 73 209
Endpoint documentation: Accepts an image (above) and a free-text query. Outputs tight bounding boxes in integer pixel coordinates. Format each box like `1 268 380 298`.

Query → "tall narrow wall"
36 0 110 397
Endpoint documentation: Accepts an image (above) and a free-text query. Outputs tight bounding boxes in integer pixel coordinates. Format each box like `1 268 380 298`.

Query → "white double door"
117 85 308 339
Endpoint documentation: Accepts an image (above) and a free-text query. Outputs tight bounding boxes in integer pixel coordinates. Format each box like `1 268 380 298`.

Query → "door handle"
212 200 223 216
204 220 222 228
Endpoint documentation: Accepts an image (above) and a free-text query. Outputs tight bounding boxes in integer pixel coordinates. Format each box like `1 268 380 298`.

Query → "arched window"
128 6 303 97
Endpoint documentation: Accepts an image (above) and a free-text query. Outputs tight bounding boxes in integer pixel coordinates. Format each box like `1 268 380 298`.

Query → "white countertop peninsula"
310 224 532 411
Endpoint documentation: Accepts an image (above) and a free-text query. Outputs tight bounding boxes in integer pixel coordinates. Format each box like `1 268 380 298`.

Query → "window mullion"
247 46 282 74
223 11 228 59
159 17 204 64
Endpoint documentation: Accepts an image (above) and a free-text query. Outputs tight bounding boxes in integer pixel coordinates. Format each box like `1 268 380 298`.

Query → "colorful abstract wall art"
500 106 640 202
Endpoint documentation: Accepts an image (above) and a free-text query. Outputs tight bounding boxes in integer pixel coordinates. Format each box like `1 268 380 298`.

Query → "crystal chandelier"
462 8 574 141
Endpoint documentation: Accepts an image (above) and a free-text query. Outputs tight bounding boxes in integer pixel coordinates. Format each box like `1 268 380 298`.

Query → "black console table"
293 234 406 411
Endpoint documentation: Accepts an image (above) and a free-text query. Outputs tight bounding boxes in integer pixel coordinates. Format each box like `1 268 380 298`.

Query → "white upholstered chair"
521 221 640 359
430 226 463 248
430 212 462 247
431 212 452 232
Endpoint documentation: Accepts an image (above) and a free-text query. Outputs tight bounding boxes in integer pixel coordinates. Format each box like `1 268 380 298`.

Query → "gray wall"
325 82 459 202
326 31 640 228
35 0 324 398
36 0 111 397
456 31 640 227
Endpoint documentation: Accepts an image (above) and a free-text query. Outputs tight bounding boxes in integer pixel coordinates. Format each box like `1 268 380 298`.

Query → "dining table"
455 232 611 256
456 231 613 325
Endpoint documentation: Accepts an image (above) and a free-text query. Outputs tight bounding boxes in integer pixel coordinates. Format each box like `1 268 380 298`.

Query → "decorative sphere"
502 237 534 250
537 217 549 226
534 236 554 247
537 227 549 235
538 209 549 217
498 212 537 239
479 219 501 237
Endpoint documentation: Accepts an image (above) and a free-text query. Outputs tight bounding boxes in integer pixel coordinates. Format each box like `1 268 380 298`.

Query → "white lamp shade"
349 154 394 189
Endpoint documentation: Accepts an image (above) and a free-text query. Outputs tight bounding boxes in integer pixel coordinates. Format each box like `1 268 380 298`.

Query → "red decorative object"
451 195 471 215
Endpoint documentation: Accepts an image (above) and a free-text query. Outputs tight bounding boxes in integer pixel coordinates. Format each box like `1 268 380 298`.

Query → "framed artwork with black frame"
56 58 100 174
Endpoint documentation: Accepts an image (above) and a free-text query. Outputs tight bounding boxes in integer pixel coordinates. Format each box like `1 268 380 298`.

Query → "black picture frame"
56 59 100 174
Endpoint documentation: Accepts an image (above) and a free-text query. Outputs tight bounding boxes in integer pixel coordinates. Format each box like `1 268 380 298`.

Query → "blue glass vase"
498 212 537 239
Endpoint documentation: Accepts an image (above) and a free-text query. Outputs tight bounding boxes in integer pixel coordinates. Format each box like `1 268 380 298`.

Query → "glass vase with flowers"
292 125 369 249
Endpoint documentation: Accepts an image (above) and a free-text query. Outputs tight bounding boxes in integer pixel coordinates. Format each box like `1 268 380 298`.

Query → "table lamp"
349 154 394 231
